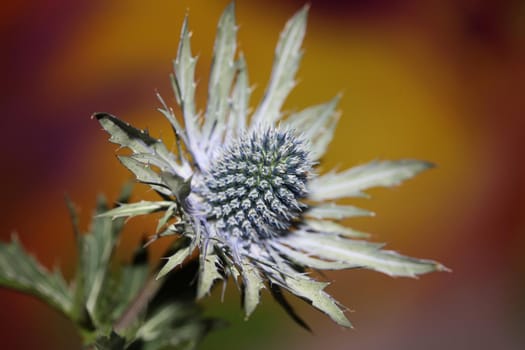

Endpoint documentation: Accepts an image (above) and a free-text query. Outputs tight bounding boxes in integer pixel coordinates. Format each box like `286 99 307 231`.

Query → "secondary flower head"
97 3 446 328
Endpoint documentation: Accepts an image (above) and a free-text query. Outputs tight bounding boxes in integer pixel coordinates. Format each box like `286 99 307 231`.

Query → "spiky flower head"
96 3 447 328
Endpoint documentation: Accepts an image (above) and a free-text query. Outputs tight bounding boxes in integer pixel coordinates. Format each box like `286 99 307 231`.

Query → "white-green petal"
309 160 434 201
250 5 308 128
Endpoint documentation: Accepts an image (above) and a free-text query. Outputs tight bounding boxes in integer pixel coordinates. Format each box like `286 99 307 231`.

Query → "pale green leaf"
241 264 264 318
156 203 177 233
306 202 374 220
0 235 73 315
98 201 173 219
203 2 237 145
304 219 370 238
251 5 308 127
118 156 172 196
156 92 190 152
226 54 250 140
160 171 191 200
309 160 434 201
285 231 448 277
197 253 223 299
156 246 193 280
95 113 181 174
270 241 351 270
284 275 351 328
172 15 200 149
285 95 340 160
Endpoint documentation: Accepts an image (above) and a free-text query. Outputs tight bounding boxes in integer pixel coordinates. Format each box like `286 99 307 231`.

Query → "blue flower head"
96 3 447 328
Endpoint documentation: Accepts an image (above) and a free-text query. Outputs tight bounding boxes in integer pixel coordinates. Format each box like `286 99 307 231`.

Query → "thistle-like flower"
96 3 447 328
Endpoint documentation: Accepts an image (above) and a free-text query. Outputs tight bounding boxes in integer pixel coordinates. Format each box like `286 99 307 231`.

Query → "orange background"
1 0 524 349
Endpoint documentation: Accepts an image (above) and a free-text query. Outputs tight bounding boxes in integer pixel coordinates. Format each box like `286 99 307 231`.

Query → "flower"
95 3 447 328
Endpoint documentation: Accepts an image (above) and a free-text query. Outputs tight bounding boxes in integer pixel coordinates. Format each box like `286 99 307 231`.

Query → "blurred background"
1 0 524 349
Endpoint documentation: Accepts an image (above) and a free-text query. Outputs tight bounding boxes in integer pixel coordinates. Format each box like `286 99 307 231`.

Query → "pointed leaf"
82 195 121 322
241 264 264 318
285 231 448 277
94 331 126 350
309 160 434 201
284 275 351 328
306 202 374 220
98 201 173 219
108 245 149 323
270 241 352 270
155 203 177 233
0 235 72 315
269 284 311 331
226 54 250 140
251 5 308 127
197 253 223 299
156 246 193 280
160 171 191 201
118 156 172 196
172 15 202 159
203 2 238 146
304 219 370 238
94 113 182 175
285 95 340 160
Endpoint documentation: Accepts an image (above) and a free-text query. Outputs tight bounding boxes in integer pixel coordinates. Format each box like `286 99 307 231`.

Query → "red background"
1 0 524 349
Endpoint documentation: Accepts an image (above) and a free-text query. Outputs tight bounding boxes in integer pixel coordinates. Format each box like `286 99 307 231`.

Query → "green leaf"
99 201 173 220
284 231 448 277
284 95 340 160
94 331 127 350
203 2 237 145
309 160 435 201
0 235 73 315
306 202 374 220
251 5 308 127
109 246 150 323
82 195 122 323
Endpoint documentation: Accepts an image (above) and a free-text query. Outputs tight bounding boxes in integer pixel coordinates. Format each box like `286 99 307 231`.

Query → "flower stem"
114 276 162 333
